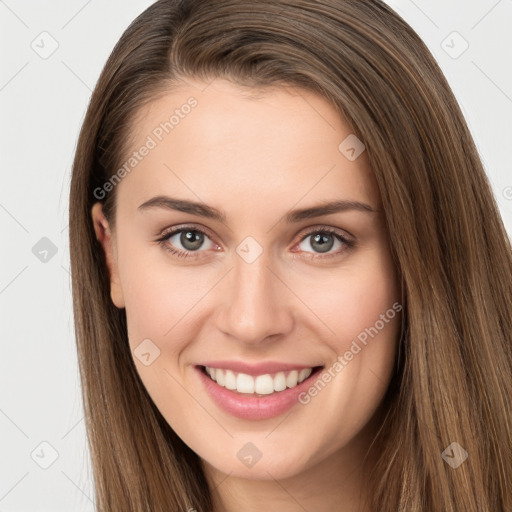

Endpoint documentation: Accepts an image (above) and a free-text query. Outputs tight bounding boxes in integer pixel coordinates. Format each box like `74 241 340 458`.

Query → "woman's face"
92 78 402 482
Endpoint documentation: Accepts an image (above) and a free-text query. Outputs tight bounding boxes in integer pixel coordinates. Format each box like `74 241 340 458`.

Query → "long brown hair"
69 1 512 510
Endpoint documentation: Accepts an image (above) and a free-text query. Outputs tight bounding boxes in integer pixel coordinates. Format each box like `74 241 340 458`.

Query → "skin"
92 78 402 512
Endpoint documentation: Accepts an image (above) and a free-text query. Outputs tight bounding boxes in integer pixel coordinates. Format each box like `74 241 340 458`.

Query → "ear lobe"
91 202 125 309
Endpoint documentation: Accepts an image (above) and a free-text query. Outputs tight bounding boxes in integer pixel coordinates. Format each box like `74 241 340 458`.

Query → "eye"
292 227 355 259
157 225 355 260
157 225 219 259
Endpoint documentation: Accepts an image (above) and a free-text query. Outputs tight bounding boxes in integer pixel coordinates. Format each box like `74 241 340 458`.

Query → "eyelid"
157 223 218 243
157 223 353 241
297 224 354 243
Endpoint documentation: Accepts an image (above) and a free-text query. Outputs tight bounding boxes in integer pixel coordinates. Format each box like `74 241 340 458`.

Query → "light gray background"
1 0 511 510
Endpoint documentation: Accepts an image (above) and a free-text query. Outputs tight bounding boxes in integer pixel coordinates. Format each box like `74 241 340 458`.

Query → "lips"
194 361 324 420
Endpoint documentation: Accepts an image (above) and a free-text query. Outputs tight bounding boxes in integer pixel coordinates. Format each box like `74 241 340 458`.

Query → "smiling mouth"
199 365 324 396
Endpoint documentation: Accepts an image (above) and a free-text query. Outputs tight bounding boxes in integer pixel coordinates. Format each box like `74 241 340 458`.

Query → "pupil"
311 233 333 253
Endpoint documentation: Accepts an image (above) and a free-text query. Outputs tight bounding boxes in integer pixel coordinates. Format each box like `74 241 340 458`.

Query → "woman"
69 0 512 510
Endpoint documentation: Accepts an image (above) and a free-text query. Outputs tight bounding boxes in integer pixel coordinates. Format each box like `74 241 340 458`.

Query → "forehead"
115 78 381 217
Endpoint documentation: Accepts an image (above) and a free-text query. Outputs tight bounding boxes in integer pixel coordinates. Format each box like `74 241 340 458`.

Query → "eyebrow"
137 195 378 223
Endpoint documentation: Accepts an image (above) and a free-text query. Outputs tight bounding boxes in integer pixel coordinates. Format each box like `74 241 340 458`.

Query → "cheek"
336 268 399 347
293 245 400 351
289 245 401 410
117 254 206 422
118 248 209 349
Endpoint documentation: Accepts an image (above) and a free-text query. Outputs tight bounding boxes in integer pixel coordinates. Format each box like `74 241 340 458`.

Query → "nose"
214 250 294 346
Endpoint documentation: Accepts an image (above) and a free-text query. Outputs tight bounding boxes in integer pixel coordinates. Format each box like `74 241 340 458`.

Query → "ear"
91 202 125 309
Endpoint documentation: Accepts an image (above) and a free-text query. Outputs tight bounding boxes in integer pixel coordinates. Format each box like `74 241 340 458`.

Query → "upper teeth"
205 366 313 395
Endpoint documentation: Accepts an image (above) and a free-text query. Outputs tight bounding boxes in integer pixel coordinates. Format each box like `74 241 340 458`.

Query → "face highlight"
91 78 401 488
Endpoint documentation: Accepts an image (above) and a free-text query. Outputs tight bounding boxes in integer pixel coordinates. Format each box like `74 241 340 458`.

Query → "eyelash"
156 225 356 260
